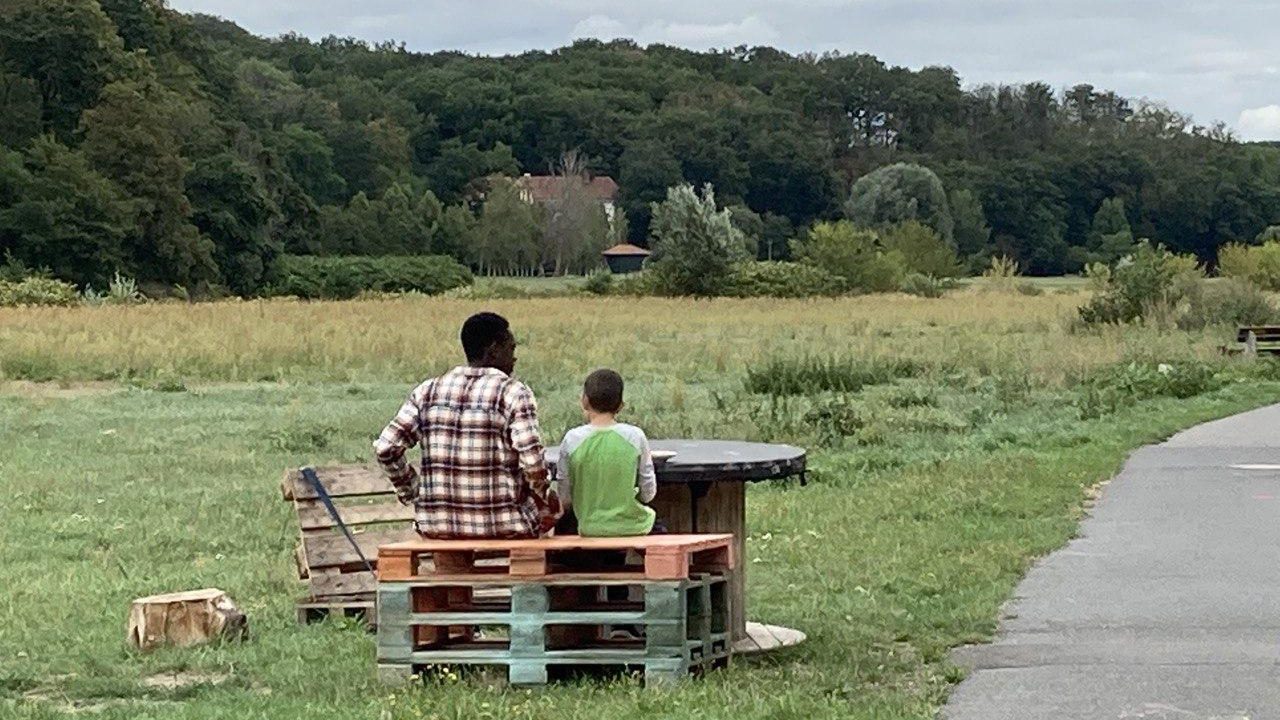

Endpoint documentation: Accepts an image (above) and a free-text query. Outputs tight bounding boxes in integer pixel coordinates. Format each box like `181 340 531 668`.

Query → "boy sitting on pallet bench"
374 311 560 539
555 368 664 638
555 368 663 537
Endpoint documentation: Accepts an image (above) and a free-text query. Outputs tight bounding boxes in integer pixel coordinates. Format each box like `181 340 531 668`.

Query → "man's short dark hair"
584 368 624 413
461 312 510 362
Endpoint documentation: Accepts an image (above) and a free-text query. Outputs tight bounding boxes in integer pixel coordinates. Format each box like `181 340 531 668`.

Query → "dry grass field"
0 287 1219 387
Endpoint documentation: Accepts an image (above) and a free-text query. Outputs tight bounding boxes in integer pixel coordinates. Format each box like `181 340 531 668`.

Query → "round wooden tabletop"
547 438 806 484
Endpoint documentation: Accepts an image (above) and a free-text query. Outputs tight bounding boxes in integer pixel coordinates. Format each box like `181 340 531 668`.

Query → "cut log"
127 588 248 651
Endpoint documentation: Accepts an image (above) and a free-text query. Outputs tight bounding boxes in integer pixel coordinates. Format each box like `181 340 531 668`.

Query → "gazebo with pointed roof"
601 243 651 274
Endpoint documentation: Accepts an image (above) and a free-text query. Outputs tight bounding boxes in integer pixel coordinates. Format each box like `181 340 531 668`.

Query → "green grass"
0 291 1270 717
3 363 1278 718
473 275 587 294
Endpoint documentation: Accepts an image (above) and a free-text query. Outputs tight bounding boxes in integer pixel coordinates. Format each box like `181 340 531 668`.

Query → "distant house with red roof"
516 173 620 222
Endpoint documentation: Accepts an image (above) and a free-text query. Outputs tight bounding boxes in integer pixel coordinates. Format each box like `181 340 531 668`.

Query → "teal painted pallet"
376 573 732 686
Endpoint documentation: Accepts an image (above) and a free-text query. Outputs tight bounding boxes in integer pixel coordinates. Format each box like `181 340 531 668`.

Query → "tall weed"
745 355 925 396
1075 361 1223 419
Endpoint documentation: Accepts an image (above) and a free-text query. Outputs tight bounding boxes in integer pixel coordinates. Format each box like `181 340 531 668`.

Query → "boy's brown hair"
583 368 624 414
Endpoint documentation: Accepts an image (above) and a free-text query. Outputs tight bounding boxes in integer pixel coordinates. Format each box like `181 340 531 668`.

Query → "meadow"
2 286 1278 719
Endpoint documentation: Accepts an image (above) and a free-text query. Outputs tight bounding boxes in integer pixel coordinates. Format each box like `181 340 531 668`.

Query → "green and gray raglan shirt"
555 423 657 536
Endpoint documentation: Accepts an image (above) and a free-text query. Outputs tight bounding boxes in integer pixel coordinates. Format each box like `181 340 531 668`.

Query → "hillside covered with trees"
2 0 1279 296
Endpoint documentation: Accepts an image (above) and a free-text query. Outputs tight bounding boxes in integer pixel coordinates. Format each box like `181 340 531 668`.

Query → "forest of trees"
2 0 1279 295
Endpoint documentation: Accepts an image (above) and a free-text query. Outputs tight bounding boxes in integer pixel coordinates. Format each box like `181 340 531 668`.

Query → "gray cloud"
168 0 1280 139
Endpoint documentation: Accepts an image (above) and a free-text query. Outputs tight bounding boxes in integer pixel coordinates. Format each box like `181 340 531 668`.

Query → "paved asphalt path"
943 403 1280 720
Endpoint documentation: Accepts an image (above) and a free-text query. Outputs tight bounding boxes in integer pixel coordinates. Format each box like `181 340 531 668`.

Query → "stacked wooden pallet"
375 534 736 686
280 466 416 624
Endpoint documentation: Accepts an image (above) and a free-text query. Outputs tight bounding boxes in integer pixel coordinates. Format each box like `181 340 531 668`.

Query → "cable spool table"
547 439 807 654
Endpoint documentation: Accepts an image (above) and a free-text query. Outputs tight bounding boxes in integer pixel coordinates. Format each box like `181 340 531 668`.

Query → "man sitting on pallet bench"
374 312 560 538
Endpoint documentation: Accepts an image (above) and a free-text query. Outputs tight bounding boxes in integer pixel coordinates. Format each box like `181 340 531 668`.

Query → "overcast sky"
168 0 1280 141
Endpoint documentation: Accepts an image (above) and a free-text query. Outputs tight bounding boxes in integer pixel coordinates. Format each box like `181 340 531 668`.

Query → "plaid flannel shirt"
374 366 559 538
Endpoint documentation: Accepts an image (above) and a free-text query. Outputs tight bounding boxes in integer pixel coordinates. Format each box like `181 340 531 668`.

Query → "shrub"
1217 241 1280 290
1078 241 1203 325
982 255 1020 283
899 272 949 298
1178 278 1279 330
611 271 666 297
268 255 472 299
880 220 962 278
795 220 906 293
582 269 614 295
81 272 144 307
0 276 78 307
845 163 954 243
724 261 843 298
647 183 747 296
745 355 924 396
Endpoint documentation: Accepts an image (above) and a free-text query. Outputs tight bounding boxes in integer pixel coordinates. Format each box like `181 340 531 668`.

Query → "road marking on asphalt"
1230 464 1280 470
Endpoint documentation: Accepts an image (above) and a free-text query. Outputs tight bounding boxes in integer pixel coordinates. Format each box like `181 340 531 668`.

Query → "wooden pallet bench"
1235 326 1280 356
281 465 416 624
377 575 732 685
378 534 735 582
376 535 736 686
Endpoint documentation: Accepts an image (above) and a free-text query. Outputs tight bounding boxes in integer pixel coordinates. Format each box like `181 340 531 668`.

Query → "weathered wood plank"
382 610 657 626
650 482 747 639
377 534 732 582
293 544 309 579
296 500 414 530
308 569 377 597
378 534 734 554
282 465 396 501
301 527 415 569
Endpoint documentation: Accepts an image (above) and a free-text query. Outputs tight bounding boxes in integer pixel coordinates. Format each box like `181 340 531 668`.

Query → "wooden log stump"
127 588 247 651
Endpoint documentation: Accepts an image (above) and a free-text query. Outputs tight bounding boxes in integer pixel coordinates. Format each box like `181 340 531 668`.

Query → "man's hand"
533 489 562 536
391 468 419 506
394 485 415 506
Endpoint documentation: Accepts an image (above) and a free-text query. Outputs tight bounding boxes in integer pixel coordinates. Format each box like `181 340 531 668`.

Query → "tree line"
1 0 1278 296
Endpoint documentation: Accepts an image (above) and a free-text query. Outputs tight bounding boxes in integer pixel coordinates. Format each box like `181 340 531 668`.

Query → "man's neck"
587 413 618 428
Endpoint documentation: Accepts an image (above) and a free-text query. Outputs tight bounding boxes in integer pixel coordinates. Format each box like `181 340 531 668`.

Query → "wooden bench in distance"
1236 326 1280 356
281 465 416 624
378 534 735 583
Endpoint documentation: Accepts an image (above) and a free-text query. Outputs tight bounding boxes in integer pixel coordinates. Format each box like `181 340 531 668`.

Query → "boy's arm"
555 430 573 509
636 430 657 504
373 389 423 505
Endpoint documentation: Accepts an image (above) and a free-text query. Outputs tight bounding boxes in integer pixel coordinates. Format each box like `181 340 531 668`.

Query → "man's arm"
505 382 549 491
504 381 558 532
373 389 423 505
